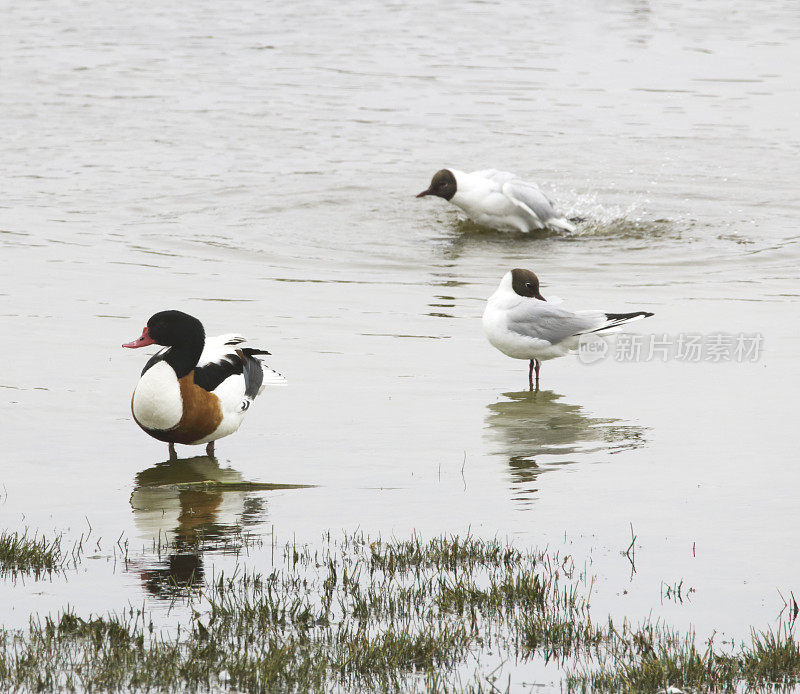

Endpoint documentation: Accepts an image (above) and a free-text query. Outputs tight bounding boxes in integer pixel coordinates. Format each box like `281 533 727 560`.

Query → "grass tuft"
0 529 69 578
1 533 799 692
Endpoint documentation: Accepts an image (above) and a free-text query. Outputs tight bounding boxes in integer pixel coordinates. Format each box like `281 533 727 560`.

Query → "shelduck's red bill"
123 327 156 348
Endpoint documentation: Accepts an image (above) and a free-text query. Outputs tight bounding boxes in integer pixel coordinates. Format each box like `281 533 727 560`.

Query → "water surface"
2 0 799 687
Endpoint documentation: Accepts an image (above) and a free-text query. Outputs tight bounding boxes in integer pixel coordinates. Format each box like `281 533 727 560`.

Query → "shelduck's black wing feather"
192 336 274 396
240 349 268 399
192 355 243 393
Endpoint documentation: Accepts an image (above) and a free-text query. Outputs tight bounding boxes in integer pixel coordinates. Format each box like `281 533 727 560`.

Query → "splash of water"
560 192 676 239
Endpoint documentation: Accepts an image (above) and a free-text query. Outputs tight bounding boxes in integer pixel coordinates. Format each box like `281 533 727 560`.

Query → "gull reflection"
129 455 307 599
435 221 550 262
485 390 647 505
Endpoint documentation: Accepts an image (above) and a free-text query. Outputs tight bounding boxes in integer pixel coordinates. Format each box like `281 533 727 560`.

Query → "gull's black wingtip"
605 310 654 321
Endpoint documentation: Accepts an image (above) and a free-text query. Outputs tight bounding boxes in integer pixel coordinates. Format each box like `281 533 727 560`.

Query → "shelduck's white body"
124 312 285 455
131 360 184 432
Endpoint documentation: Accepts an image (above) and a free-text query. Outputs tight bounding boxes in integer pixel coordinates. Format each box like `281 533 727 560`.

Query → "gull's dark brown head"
510 269 546 300
416 169 457 201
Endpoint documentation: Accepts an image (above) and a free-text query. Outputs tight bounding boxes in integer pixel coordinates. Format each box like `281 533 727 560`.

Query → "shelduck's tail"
240 348 288 398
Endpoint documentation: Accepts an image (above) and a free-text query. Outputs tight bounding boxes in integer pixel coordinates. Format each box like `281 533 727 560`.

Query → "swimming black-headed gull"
417 168 576 233
482 269 654 390
123 310 285 458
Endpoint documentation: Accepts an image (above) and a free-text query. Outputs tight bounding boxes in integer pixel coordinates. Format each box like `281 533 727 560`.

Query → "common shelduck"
417 168 576 233
482 269 653 390
123 310 284 458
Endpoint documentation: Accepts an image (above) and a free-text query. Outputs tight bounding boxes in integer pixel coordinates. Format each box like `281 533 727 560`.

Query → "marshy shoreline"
2 528 799 692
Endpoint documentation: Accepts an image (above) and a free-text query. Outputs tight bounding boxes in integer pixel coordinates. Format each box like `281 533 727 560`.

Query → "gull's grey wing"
501 179 560 223
506 302 601 345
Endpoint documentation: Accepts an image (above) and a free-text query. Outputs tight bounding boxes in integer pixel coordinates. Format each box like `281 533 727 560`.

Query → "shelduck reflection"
129 455 309 599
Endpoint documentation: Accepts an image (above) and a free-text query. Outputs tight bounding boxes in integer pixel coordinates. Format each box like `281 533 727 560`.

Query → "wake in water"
447 192 677 241
561 192 678 239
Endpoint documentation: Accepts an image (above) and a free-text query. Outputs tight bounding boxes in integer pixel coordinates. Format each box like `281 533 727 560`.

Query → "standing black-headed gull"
417 168 576 233
482 269 653 390
123 310 285 458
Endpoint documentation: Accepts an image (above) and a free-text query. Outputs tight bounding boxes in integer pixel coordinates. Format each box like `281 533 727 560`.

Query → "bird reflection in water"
484 390 647 504
129 455 306 599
